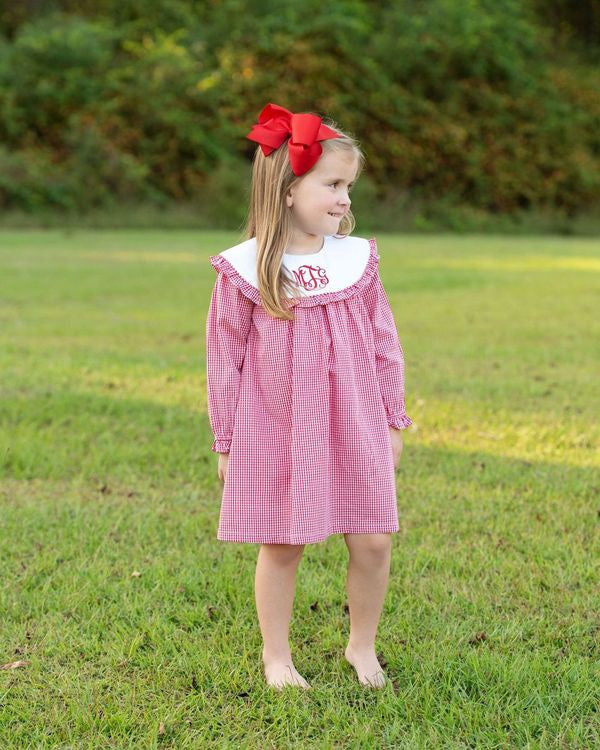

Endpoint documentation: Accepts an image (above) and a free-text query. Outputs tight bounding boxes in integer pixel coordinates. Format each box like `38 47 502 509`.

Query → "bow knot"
245 103 340 176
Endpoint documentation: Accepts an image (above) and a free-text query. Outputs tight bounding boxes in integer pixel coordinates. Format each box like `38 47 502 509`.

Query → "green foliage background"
0 1 598 230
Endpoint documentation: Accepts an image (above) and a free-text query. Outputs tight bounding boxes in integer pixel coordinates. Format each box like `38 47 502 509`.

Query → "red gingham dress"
205 234 412 545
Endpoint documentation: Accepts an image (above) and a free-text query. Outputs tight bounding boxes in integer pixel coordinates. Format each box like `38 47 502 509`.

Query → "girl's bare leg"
255 543 311 690
343 533 392 688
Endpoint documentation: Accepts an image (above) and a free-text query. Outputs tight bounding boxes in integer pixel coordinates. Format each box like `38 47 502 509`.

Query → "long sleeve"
205 270 254 453
362 270 413 430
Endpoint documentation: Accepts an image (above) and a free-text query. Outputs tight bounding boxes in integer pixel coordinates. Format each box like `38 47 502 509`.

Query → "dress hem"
216 526 400 545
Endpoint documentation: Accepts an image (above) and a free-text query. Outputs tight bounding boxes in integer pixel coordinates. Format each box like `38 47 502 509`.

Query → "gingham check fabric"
205 236 412 544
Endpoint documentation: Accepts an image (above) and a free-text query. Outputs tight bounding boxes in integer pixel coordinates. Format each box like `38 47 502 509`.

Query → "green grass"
1 229 599 748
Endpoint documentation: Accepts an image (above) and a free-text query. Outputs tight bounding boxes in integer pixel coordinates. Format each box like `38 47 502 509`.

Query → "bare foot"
344 644 387 688
262 654 312 691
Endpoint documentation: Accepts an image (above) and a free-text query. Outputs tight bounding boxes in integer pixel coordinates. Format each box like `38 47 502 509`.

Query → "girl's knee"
345 533 391 561
260 542 305 564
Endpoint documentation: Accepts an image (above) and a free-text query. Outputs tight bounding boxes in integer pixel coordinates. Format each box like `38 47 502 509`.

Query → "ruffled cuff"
211 438 231 454
387 413 413 430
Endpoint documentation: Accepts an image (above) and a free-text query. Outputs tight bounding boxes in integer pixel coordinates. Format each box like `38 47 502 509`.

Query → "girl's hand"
217 452 229 482
389 427 404 469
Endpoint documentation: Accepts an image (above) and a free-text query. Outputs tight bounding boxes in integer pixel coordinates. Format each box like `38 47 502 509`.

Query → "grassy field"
1 229 598 748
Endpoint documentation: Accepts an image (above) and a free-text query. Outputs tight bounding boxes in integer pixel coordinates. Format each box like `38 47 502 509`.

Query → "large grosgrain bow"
245 102 341 176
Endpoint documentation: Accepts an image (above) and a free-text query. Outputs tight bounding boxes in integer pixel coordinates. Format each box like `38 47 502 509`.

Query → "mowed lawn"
0 229 598 748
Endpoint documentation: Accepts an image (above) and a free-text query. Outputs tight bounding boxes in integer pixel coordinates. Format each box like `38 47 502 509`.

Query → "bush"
0 1 597 224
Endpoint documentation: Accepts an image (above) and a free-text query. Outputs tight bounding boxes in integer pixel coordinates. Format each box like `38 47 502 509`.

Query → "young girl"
205 102 412 691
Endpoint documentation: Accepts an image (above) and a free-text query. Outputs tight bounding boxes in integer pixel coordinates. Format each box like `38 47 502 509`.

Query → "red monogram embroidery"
290 264 329 291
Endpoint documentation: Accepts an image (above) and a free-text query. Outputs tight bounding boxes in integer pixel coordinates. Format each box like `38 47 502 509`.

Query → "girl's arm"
363 270 413 430
205 271 254 453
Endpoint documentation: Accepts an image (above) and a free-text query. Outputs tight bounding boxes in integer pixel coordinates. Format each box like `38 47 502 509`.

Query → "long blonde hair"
241 116 365 320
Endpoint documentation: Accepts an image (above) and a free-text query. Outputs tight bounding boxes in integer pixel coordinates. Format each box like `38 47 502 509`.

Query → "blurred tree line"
0 0 598 231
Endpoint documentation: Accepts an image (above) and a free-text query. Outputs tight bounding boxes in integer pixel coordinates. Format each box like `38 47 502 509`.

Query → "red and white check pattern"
205 237 412 544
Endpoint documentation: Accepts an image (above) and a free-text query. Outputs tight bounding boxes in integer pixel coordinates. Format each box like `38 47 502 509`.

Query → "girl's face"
285 149 358 240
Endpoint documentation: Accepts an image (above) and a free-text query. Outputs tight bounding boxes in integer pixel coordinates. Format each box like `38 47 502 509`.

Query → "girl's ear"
286 188 293 208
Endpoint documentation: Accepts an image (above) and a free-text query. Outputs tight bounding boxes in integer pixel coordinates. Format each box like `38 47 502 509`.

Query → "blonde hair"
241 115 365 320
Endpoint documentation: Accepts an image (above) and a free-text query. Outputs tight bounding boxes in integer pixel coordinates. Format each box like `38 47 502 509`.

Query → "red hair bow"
245 102 341 176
